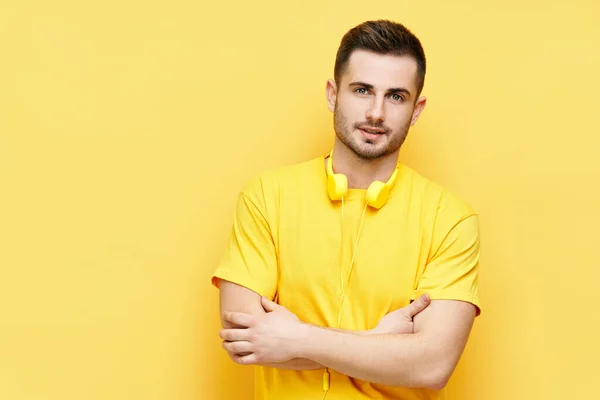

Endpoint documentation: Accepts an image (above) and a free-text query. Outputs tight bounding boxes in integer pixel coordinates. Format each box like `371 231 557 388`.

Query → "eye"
390 93 404 102
355 87 369 95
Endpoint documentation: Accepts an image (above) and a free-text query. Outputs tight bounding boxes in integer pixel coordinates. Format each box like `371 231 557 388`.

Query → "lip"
359 128 385 140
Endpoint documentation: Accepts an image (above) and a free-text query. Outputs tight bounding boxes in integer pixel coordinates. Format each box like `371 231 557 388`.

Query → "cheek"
339 98 365 121
386 107 413 127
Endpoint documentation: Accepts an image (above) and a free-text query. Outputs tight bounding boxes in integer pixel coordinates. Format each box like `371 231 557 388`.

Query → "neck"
331 140 400 189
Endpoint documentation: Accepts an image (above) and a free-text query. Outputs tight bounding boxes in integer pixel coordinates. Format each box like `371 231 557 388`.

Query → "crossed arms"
218 279 476 390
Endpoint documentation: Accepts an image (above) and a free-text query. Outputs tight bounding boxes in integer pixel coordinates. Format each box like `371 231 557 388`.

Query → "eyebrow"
348 81 412 98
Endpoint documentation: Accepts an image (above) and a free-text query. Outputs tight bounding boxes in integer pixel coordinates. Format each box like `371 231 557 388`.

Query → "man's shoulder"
399 163 477 219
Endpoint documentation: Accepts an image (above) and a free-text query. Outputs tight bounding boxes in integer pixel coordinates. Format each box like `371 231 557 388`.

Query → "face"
327 49 427 160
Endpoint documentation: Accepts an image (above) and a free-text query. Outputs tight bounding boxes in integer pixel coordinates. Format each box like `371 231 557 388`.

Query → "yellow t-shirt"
212 155 481 400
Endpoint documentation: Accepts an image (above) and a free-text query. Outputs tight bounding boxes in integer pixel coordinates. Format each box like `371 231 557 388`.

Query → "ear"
326 79 337 113
410 96 427 126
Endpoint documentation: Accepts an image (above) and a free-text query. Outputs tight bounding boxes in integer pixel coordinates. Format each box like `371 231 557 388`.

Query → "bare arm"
296 300 476 389
219 280 432 371
223 298 474 389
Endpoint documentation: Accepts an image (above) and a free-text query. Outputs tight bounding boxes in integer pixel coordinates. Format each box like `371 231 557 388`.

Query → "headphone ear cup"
365 181 390 209
328 173 348 201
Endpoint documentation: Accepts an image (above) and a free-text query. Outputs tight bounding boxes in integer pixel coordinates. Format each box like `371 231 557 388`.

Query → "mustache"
354 122 390 134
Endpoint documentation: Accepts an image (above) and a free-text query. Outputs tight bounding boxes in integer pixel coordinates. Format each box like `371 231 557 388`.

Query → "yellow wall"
1 1 599 399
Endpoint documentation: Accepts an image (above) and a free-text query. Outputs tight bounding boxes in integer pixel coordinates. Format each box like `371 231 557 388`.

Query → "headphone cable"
323 201 368 399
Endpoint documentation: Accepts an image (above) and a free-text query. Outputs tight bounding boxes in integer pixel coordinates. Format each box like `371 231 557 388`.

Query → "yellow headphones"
320 150 401 399
326 150 400 209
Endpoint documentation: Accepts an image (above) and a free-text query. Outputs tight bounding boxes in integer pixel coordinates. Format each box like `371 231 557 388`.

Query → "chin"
352 145 389 160
337 133 390 160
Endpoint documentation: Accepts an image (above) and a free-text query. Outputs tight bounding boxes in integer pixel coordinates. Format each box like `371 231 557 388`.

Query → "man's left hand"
220 297 306 365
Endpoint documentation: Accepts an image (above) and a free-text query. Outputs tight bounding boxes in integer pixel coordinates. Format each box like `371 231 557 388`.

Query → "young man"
211 20 481 400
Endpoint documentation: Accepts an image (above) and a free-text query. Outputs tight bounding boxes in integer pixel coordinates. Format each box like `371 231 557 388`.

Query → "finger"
227 350 251 358
261 297 280 312
223 311 254 327
231 352 259 366
222 340 253 354
406 294 431 318
219 328 250 342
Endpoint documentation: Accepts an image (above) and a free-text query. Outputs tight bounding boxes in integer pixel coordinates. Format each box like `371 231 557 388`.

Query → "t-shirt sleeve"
210 188 278 300
410 214 482 316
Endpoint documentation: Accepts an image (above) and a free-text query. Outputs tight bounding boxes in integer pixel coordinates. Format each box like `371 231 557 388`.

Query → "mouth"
358 126 387 140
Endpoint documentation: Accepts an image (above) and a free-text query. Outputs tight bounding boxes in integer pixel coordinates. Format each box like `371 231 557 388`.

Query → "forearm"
260 326 373 370
297 326 444 389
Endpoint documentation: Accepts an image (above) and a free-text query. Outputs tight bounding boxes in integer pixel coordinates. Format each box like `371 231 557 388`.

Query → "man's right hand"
369 294 431 335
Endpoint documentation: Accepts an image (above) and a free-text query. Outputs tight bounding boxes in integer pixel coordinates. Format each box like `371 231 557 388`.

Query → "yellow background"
1 1 599 399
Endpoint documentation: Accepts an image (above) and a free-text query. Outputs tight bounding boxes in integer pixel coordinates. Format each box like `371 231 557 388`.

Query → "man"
211 19 481 400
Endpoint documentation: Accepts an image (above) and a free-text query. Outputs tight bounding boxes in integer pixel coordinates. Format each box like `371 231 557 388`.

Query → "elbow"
416 370 450 391
386 362 452 390
423 374 450 391
415 359 455 391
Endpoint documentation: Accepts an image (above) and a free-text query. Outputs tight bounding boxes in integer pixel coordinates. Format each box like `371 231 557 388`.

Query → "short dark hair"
334 20 427 97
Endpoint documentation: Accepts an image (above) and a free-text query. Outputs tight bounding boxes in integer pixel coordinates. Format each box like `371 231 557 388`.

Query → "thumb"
261 296 280 312
406 293 431 318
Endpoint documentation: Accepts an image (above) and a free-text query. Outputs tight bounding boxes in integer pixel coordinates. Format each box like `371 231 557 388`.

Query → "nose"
366 96 385 123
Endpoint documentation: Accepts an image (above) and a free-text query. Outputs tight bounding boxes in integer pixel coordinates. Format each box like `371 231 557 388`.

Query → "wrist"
295 322 320 359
